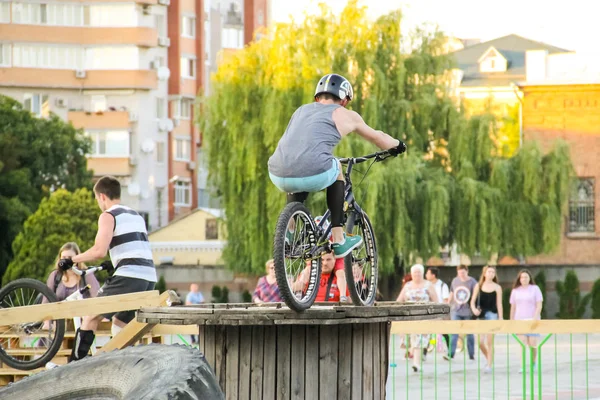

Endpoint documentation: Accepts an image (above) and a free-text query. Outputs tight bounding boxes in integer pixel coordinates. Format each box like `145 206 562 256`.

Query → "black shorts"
97 275 156 324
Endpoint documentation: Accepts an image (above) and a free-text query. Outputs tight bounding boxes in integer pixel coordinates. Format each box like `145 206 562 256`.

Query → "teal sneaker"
332 235 363 259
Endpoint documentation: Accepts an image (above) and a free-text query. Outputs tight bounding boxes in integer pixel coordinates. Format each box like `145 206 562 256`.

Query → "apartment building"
166 0 267 218
0 0 171 230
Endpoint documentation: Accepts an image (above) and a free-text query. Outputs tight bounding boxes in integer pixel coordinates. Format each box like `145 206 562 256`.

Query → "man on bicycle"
64 176 157 362
268 73 406 259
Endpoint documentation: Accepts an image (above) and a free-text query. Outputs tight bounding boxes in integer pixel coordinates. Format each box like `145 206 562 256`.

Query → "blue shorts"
483 311 498 320
269 159 340 193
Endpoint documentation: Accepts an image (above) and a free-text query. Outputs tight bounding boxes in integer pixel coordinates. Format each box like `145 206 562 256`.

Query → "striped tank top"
106 205 157 282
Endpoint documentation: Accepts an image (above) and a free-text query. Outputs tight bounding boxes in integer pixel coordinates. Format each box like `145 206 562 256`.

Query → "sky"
269 0 600 56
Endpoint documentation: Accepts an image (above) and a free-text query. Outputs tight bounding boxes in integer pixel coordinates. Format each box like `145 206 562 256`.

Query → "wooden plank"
351 324 364 400
390 319 600 335
96 291 176 354
203 325 216 372
304 325 319 400
151 325 198 335
362 324 374 400
250 326 264 400
276 325 291 400
337 324 352 400
238 327 252 400
380 322 390 399
290 326 306 400
215 326 227 394
262 326 277 400
225 326 240 400
319 325 339 400
372 324 381 400
0 291 160 325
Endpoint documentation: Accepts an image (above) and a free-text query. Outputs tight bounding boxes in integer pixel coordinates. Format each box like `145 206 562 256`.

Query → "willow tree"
198 1 573 275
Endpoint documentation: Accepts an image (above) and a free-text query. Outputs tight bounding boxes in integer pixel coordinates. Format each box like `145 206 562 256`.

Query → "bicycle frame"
305 149 394 259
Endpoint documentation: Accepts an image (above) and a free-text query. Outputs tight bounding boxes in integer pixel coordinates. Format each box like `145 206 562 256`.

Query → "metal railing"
387 320 600 400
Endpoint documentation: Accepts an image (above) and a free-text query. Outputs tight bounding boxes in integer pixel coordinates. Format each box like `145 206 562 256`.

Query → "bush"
242 290 252 303
534 270 547 319
591 278 600 319
502 287 511 320
556 270 590 319
155 275 167 293
211 285 230 303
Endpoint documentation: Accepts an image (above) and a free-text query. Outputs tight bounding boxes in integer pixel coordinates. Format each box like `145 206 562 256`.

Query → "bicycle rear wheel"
344 210 378 306
273 202 321 312
0 278 66 370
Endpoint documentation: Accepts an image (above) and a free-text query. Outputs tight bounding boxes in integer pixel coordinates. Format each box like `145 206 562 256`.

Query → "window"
156 97 166 119
88 130 130 157
0 2 10 23
155 14 166 37
180 56 196 78
204 23 211 62
569 178 595 233
180 98 193 119
0 44 10 67
205 219 218 240
91 95 106 112
13 45 84 70
221 28 243 49
12 3 85 26
181 16 196 38
173 137 191 161
156 141 165 163
174 181 191 206
23 94 49 117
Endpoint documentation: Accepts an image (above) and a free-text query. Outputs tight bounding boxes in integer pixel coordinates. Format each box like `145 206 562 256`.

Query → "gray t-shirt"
268 103 342 178
450 276 478 317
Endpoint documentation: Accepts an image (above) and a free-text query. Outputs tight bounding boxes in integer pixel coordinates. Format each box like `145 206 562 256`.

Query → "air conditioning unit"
158 0 170 5
142 5 152 15
158 37 170 47
187 161 196 171
54 97 67 108
75 70 86 79
129 112 138 122
129 156 138 166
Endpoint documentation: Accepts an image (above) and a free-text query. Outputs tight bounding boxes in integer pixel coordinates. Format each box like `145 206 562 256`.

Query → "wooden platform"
138 302 449 400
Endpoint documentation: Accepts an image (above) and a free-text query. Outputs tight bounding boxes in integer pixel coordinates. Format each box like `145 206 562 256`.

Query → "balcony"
0 24 158 47
69 111 131 130
0 68 157 90
87 157 132 177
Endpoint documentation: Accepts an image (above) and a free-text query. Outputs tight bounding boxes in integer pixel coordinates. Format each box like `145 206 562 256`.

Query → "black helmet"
314 74 354 102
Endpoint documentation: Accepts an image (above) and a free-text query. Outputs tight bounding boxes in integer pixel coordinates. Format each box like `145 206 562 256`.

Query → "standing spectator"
396 264 438 372
185 283 205 344
510 269 543 373
44 242 100 302
253 259 283 303
470 265 503 373
424 267 450 358
445 265 477 361
185 283 205 306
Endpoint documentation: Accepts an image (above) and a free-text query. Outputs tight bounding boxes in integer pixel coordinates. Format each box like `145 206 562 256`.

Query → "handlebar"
338 148 396 165
70 265 105 276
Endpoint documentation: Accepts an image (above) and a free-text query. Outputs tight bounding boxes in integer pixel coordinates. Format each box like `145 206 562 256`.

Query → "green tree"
591 278 600 319
2 188 98 284
155 275 167 293
198 1 573 275
534 270 547 319
0 95 92 280
556 270 590 319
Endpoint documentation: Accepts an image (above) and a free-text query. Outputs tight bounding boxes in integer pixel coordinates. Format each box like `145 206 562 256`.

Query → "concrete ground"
386 333 600 400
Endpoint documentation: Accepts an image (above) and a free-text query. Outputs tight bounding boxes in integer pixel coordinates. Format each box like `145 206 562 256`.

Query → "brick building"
517 50 600 280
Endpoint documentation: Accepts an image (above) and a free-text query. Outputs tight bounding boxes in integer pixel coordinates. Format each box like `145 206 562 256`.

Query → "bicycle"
0 264 107 370
273 148 399 312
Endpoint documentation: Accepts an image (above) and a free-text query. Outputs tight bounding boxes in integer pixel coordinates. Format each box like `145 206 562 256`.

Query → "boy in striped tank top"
65 176 158 362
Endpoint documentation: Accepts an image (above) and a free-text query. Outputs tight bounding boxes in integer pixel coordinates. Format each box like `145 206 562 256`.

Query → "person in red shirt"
315 251 349 302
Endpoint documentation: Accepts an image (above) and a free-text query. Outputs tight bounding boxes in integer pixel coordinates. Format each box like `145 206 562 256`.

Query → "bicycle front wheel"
0 278 66 370
344 211 378 306
273 202 321 312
